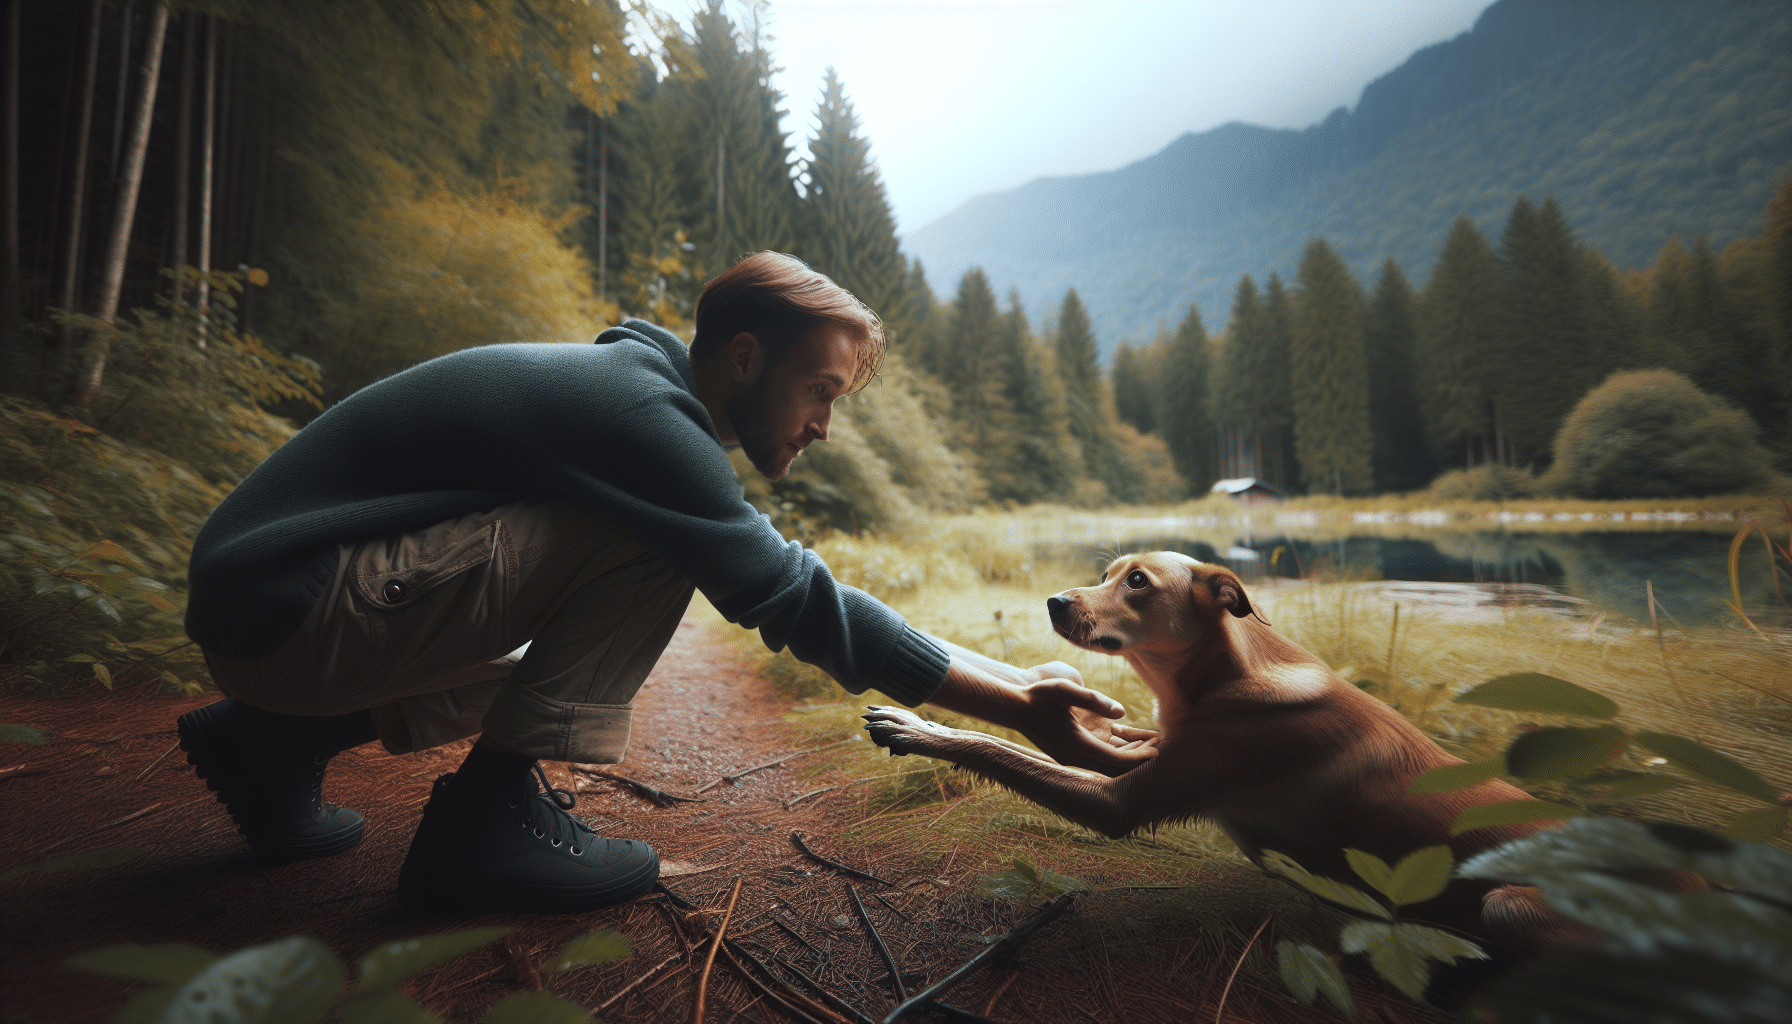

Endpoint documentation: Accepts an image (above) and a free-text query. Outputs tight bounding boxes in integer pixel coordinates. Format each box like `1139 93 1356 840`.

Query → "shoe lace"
524 763 595 850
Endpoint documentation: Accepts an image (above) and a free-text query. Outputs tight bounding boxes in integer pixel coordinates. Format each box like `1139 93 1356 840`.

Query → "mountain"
902 0 1792 357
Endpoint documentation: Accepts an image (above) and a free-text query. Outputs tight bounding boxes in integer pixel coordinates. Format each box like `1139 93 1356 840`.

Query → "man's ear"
1204 571 1252 618
726 331 761 384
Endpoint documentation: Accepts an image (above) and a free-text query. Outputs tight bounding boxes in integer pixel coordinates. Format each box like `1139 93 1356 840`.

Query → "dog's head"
1046 551 1253 656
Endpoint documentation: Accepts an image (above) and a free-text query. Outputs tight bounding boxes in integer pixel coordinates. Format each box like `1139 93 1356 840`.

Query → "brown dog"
864 552 1566 947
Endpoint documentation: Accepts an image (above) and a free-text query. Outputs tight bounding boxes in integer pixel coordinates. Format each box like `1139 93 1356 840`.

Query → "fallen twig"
697 736 862 793
848 882 906 1003
792 832 897 888
596 952 683 1014
132 740 181 784
724 936 847 1024
872 892 914 924
1214 914 1273 1024
692 875 744 1024
783 771 916 809
774 953 877 1024
773 917 825 962
882 893 1078 1024
0 764 46 783
571 765 705 807
37 795 204 855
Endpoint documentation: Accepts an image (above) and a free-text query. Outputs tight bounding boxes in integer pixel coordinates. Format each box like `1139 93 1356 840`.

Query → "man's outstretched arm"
918 634 1159 777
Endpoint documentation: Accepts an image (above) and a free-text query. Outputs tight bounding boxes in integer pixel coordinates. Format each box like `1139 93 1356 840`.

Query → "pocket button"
383 580 407 603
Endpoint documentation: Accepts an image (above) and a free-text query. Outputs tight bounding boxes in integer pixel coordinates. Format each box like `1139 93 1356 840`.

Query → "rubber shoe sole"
395 844 659 915
177 700 364 861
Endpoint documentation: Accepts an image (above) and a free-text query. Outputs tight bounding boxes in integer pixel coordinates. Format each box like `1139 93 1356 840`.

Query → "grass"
706 500 1792 890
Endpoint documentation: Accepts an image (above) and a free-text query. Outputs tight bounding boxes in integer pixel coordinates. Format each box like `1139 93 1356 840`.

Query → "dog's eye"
1125 570 1148 590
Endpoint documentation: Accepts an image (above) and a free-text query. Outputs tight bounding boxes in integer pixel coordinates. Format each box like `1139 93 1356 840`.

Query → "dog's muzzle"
1046 595 1072 623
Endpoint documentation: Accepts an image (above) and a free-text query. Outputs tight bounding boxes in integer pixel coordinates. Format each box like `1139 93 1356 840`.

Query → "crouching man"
177 252 1158 914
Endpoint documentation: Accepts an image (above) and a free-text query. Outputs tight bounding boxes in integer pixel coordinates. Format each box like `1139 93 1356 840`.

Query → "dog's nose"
1046 595 1071 621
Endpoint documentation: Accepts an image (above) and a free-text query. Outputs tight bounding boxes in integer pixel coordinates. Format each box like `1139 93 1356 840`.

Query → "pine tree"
682 2 799 274
937 268 1012 458
1054 288 1105 461
1417 217 1501 469
987 289 1079 502
1111 341 1156 434
1494 196 1597 467
1364 258 1432 492
1289 237 1373 495
1646 235 1772 430
1768 177 1792 454
1159 303 1215 492
802 67 909 344
610 65 699 328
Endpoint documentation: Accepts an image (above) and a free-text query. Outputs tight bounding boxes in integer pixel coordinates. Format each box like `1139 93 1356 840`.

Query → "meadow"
705 497 1792 887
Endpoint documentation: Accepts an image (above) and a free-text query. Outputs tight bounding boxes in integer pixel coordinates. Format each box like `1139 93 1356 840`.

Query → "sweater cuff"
874 625 950 707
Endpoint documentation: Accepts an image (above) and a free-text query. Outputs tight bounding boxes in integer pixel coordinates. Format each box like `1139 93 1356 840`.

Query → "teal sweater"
184 320 949 707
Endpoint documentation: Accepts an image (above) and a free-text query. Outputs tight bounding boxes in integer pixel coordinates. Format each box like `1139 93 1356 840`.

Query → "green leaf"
479 990 594 1024
1344 849 1394 898
1012 856 1040 883
159 936 343 1024
1338 921 1487 1003
1633 732 1782 803
1724 806 1789 844
1453 674 1617 718
977 869 1034 902
1385 845 1454 907
341 989 443 1024
1460 817 1792 905
1504 725 1628 782
1275 941 1355 1021
355 927 510 992
1408 760 1502 793
1033 864 1090 897
1260 850 1391 920
0 723 48 745
1450 799 1580 835
1573 768 1684 799
64 653 98 663
93 662 113 688
544 929 630 975
63 942 218 984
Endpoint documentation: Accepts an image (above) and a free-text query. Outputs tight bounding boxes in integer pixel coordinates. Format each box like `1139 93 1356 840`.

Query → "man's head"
690 253 885 480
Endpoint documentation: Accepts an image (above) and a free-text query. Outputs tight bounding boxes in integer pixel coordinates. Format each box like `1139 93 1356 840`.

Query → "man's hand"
1014 675 1159 776
921 636 1159 778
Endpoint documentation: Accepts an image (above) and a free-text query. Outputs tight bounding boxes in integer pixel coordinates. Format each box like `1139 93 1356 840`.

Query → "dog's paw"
861 706 953 758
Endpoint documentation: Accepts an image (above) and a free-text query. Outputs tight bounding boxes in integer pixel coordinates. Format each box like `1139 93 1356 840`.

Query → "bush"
1544 369 1779 499
1425 464 1540 501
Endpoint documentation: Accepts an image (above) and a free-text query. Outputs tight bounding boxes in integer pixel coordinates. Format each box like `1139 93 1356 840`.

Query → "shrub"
1424 464 1540 501
1545 369 1778 499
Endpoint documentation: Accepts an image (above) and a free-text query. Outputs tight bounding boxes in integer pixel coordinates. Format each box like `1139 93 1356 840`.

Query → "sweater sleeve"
531 351 949 707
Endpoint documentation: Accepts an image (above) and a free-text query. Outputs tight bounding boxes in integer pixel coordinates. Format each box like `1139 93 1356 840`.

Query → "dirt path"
0 614 1435 1024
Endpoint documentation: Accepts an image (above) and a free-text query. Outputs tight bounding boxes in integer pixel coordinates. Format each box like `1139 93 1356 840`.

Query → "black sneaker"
176 698 365 861
396 765 659 914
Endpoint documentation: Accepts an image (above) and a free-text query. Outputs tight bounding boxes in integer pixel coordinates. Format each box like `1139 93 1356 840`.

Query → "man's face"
728 324 859 480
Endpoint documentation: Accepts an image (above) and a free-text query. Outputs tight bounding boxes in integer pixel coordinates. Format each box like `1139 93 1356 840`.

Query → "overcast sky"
736 0 1494 235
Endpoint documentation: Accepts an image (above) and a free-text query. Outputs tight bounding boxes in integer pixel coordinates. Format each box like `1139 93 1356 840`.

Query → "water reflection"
1046 531 1776 628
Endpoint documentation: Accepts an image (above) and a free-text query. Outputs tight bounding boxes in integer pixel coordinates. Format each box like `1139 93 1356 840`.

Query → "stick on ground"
882 893 1078 1024
696 735 861 793
792 831 896 888
692 875 743 1024
571 766 705 807
848 882 906 1004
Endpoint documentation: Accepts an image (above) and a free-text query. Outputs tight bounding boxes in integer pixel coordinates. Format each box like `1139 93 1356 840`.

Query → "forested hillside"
904 0 1792 353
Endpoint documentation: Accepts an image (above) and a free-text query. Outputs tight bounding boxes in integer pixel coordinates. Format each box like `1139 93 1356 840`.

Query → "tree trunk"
2 0 19 357
194 14 214 346
63 1 166 406
109 1 131 181
169 13 193 310
54 0 102 350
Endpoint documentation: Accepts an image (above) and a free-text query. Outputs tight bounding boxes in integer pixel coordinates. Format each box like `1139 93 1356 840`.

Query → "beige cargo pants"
201 499 695 763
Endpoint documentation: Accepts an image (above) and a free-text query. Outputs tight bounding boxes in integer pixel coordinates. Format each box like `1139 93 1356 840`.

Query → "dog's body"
865 552 1565 946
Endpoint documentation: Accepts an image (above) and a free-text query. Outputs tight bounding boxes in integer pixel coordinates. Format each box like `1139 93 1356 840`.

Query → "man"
178 252 1157 914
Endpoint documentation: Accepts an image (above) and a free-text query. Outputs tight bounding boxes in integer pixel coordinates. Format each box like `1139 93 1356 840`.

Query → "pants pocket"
349 514 515 682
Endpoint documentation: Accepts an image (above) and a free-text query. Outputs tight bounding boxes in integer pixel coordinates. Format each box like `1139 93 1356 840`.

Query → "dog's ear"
1206 571 1252 618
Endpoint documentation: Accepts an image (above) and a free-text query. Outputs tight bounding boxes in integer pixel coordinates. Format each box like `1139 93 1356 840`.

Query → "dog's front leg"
862 706 1152 839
